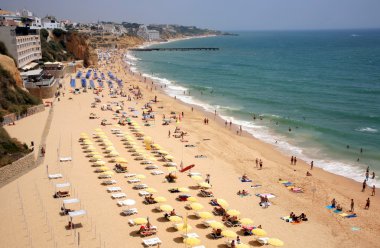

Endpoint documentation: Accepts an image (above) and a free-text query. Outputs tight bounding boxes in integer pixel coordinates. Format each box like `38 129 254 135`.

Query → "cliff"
0 55 23 87
65 32 97 67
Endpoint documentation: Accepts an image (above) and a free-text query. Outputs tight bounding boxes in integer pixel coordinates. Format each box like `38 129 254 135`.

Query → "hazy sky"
2 0 380 30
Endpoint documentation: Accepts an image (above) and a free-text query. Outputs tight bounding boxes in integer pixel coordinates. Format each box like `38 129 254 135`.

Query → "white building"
137 25 160 41
42 16 63 29
0 26 42 68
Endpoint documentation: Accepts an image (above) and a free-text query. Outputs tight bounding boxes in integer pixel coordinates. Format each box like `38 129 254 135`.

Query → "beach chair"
202 220 216 227
141 160 153 165
111 193 126 199
188 172 202 177
256 237 269 245
107 187 121 192
200 190 214 197
140 230 157 237
139 191 150 196
182 233 199 239
134 184 148 190
125 173 137 178
102 180 117 185
128 178 141 184
151 170 164 175
60 157 72 162
48 174 63 179
142 237 162 247
122 208 138 216
145 165 159 170
98 174 112 179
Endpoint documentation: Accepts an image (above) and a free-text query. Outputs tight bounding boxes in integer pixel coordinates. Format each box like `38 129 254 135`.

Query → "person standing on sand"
168 130 171 138
206 174 210 184
372 185 376 196
310 161 314 170
229 121 232 129
225 121 227 128
350 199 354 212
294 157 297 165
365 198 370 209
291 156 294 165
362 180 367 192
372 172 375 179
256 158 258 168
259 160 263 170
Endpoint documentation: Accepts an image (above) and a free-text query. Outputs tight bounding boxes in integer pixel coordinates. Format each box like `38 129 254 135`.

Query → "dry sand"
0 50 379 248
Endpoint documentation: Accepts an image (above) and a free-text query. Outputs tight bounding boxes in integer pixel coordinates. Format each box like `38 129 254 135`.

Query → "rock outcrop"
0 55 23 87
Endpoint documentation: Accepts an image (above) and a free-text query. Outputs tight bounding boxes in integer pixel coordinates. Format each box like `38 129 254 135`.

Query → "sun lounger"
107 187 121 192
125 173 137 178
256 237 269 245
142 237 162 247
139 191 150 196
111 193 126 199
188 172 202 177
182 233 199 238
145 165 159 170
122 208 138 216
141 160 153 165
141 230 157 237
251 184 262 189
134 184 148 190
225 220 241 227
200 190 214 197
98 174 112 179
151 170 164 175
102 179 117 185
48 174 63 179
202 220 216 227
164 162 177 167
60 157 72 162
128 178 141 183
211 233 223 239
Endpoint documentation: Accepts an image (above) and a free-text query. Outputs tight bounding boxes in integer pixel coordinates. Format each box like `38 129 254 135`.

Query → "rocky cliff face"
0 55 23 87
65 32 97 67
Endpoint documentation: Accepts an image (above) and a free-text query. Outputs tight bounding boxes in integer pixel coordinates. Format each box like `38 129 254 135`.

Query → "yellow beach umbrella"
86 146 96 151
252 229 267 236
99 166 110 171
146 188 157 193
168 215 182 222
165 155 174 161
176 223 192 232
154 196 167 203
103 171 114 176
80 132 88 136
95 160 106 166
198 182 211 188
197 211 213 219
159 150 169 155
95 128 102 132
115 157 128 163
268 238 284 247
159 204 173 212
135 174 146 179
221 230 237 239
217 199 229 208
190 203 204 211
209 221 224 229
236 244 250 248
167 167 177 172
90 151 100 155
183 237 201 246
106 146 115 151
227 209 241 216
187 197 198 202
93 155 103 159
191 175 203 181
240 218 254 225
109 151 119 156
84 140 93 145
178 187 190 192
133 217 148 225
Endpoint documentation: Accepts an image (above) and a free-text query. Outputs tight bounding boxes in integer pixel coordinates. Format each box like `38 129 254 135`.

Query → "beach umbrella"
167 167 177 173
176 223 192 232
221 230 237 239
154 196 167 203
198 182 211 188
146 188 157 193
216 199 229 208
80 132 88 136
183 237 201 246
164 155 174 161
103 171 114 175
115 157 128 163
98 166 110 171
190 203 204 211
114 124 120 127
93 155 103 160
209 221 224 229
109 151 119 157
227 209 240 216
159 204 173 212
240 218 254 225
95 128 103 132
159 150 169 155
191 175 203 181
133 217 148 225
106 146 115 151
236 244 250 248
178 187 190 192
252 229 267 236
268 238 284 247
197 211 213 219
86 146 96 151
187 197 198 202
168 215 182 222
84 140 93 145
90 151 100 155
95 160 106 166
135 174 146 179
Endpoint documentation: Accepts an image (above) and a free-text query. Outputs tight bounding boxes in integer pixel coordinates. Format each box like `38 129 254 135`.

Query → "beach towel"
351 227 360 231
339 213 349 217
281 216 293 222
326 205 335 209
333 209 342 213
251 185 262 188
256 193 276 199
346 214 357 218
239 177 252 182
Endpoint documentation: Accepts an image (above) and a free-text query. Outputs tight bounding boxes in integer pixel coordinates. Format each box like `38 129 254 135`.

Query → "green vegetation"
0 64 40 167
40 28 74 62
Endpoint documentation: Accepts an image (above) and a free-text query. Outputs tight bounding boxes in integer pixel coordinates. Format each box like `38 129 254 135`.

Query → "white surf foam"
356 127 378 133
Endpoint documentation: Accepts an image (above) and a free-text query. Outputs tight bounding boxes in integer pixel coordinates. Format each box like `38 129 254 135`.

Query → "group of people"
289 212 308 222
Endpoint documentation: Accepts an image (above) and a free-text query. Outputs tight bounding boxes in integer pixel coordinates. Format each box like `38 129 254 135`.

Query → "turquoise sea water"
127 30 380 185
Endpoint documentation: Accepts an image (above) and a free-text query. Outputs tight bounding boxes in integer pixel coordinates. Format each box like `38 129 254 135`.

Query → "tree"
40 29 49 40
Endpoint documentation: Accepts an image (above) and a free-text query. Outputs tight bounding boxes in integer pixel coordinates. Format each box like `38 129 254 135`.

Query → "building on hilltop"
137 25 160 41
41 16 64 29
0 26 42 69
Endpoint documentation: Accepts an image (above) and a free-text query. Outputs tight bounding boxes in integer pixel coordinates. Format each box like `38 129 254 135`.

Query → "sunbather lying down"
195 155 207 158
237 190 250 196
185 144 196 147
241 174 252 182
54 191 70 198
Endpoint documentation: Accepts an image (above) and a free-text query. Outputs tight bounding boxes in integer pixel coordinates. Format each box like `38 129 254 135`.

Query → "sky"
2 0 380 31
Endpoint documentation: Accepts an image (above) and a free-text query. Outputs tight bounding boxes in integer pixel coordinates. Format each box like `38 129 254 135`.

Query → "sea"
126 30 380 186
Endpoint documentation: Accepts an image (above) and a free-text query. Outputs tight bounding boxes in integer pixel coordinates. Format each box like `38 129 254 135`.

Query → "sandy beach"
1 49 379 248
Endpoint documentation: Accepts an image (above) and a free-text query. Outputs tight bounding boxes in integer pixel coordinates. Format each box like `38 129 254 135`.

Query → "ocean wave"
356 127 378 133
124 47 379 188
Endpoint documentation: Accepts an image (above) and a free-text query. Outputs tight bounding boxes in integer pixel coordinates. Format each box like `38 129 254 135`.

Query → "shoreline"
125 37 378 188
